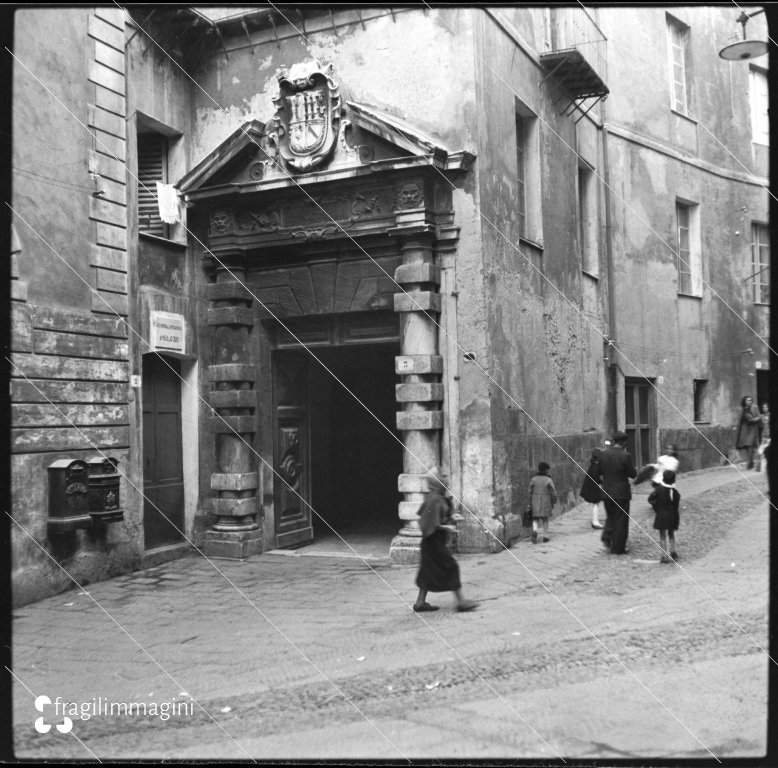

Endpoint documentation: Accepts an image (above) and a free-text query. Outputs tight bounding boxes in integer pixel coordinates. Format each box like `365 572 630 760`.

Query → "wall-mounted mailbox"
48 459 92 534
86 457 124 525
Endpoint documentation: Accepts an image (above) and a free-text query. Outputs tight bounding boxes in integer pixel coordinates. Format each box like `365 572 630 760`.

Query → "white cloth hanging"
156 182 180 224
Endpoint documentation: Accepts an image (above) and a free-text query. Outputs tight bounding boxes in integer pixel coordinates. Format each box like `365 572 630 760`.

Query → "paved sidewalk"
10 463 768 759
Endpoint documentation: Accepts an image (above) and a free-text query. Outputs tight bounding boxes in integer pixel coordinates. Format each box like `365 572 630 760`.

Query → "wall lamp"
718 9 769 60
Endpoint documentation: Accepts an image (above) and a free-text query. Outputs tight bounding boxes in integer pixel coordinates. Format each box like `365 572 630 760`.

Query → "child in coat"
529 462 558 544
647 469 681 563
580 448 605 529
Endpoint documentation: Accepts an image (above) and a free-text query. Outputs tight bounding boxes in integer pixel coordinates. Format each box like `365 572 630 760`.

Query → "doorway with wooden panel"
624 377 656 470
271 315 403 557
142 353 185 549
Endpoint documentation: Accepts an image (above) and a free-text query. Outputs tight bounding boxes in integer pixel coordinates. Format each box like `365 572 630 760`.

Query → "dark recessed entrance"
310 343 402 540
272 340 402 551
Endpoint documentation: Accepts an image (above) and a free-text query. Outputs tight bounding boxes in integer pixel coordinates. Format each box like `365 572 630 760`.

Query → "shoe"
413 603 439 613
456 600 478 612
670 551 679 560
591 522 604 529
542 537 550 543
660 555 670 564
531 531 538 544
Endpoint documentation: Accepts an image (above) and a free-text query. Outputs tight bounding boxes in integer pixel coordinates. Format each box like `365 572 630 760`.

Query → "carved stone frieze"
207 186 395 245
236 209 280 233
209 211 234 236
393 180 425 211
351 191 382 218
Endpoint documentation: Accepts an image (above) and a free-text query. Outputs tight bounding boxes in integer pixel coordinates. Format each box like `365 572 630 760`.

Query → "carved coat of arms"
269 60 341 172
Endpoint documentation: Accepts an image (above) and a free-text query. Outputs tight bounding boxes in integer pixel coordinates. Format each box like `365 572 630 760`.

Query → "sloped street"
11 466 770 761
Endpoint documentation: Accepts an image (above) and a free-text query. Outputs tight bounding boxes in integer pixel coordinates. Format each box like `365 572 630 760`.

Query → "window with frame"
515 114 527 239
514 98 542 245
137 131 169 238
577 162 598 276
749 67 769 146
676 202 692 294
693 379 709 422
751 223 770 304
667 16 689 114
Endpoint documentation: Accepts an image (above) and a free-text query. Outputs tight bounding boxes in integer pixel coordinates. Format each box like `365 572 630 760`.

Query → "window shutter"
137 133 167 237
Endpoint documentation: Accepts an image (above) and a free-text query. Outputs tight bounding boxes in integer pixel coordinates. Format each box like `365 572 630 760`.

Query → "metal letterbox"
86 457 124 524
48 459 92 533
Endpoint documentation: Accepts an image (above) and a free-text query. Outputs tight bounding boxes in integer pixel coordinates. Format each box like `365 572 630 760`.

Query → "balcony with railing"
540 7 609 122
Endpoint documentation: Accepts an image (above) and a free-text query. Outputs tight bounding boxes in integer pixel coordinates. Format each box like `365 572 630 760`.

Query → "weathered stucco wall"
188 9 476 168
13 8 94 308
599 6 770 465
469 8 612 542
12 8 139 606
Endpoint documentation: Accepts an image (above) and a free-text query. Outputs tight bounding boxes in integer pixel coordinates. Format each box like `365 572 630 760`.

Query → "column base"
389 533 422 565
201 529 263 560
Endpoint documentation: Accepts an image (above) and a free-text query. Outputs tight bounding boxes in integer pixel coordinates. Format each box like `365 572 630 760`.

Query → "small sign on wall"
151 311 185 353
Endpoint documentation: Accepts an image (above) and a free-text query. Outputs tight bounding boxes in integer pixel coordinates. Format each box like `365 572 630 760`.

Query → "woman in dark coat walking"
736 395 763 470
413 469 477 613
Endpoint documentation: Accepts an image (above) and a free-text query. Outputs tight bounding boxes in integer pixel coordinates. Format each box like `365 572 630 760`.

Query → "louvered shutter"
137 133 167 237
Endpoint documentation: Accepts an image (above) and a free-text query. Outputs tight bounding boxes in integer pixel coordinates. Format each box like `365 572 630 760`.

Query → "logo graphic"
269 60 341 172
34 695 72 734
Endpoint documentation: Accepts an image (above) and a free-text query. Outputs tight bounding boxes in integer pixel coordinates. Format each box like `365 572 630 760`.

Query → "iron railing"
547 6 608 85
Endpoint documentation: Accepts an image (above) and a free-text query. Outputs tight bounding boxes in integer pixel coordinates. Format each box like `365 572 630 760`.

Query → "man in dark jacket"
595 431 637 554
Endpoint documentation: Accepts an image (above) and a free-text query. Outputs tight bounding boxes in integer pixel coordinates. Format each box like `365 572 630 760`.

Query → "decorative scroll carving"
290 225 340 241
340 119 374 165
394 181 424 211
267 60 341 173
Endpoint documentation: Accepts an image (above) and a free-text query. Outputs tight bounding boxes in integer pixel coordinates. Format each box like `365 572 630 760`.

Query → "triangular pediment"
178 120 266 193
178 103 473 199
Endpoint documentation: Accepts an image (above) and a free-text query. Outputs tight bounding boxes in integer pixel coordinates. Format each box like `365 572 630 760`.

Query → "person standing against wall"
758 402 771 473
595 431 637 555
735 395 762 470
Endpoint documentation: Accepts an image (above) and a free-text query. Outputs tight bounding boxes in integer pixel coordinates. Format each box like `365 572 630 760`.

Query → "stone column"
201 259 262 559
389 232 444 564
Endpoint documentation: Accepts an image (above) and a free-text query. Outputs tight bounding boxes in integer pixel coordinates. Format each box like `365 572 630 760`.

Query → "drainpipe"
601 102 618 435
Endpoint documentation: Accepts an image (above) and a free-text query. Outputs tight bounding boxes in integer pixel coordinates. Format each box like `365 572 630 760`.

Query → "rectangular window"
693 379 709 422
578 163 598 276
752 223 770 304
676 202 692 294
514 98 542 245
749 67 769 146
515 114 527 239
667 17 689 114
138 132 169 238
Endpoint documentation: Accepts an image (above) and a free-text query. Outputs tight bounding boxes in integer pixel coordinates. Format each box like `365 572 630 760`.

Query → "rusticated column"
389 233 444 564
201 261 262 559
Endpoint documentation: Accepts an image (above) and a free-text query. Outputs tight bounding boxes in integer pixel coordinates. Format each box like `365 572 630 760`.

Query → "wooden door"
273 353 313 548
624 378 655 469
142 354 185 549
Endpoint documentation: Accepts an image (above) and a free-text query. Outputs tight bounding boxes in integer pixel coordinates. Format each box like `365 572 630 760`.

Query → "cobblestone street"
11 467 770 761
